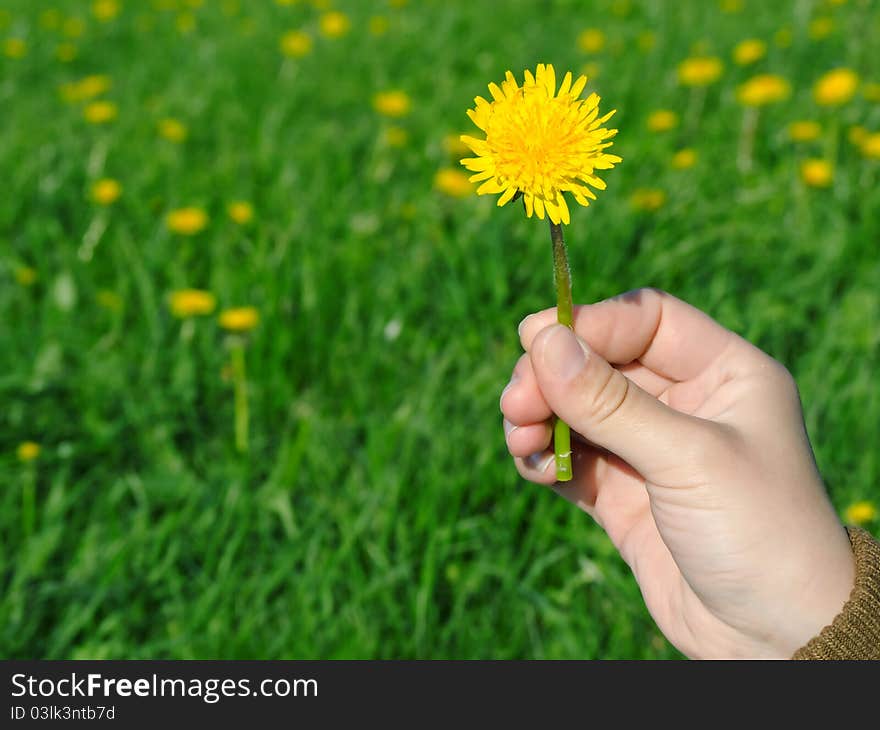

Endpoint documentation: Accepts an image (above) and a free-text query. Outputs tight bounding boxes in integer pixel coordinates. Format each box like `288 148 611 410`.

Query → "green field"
2 0 879 659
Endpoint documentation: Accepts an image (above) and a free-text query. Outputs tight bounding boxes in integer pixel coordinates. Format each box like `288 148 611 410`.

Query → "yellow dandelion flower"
91 178 122 205
677 56 724 86
280 30 312 57
774 27 792 48
861 133 880 159
84 100 118 124
92 0 120 22
434 168 473 198
736 74 791 107
166 207 209 235
17 441 41 463
863 82 880 102
733 38 766 66
788 120 821 142
848 125 868 146
808 16 834 40
646 109 678 132
158 117 187 142
629 188 666 212
373 90 411 118
719 0 743 12
3 38 27 59
176 12 196 34
56 43 79 62
15 266 37 286
97 289 123 311
671 148 697 169
581 61 601 80
369 16 389 36
219 307 259 332
384 126 408 147
63 17 87 38
800 158 833 187
170 289 216 318
275 0 298 5
319 11 350 38
637 31 655 52
460 63 621 225
227 201 253 225
577 28 605 54
60 74 112 103
844 501 877 526
813 68 859 106
443 133 470 157
389 0 408 7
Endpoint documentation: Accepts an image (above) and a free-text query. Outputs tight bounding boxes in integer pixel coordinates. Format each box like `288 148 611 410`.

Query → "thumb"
529 324 717 484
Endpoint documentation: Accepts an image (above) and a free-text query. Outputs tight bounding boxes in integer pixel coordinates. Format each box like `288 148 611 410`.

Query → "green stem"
22 468 35 538
231 341 249 454
549 220 573 482
737 106 759 174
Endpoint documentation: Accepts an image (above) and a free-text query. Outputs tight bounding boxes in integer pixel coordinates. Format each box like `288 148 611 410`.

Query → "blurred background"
1 0 878 659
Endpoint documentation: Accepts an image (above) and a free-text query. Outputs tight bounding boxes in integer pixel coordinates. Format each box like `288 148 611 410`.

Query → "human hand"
500 288 855 659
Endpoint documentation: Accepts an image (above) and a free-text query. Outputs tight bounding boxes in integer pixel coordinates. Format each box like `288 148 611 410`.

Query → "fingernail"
525 451 555 473
499 374 519 410
517 314 534 339
503 418 518 442
542 325 586 381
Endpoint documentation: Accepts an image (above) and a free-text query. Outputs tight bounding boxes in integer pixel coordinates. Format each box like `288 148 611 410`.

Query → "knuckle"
586 366 631 427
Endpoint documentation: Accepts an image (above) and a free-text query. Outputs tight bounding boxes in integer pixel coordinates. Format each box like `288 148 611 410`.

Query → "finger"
514 449 557 484
520 288 737 382
529 324 725 484
503 418 552 458
500 354 552 425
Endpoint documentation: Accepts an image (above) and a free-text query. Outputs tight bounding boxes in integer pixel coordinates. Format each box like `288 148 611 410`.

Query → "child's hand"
500 288 855 658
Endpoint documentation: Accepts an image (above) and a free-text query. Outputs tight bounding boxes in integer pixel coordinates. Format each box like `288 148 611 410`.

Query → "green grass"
1 0 878 659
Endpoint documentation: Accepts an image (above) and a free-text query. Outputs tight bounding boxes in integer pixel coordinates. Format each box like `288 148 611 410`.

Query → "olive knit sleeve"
792 527 880 660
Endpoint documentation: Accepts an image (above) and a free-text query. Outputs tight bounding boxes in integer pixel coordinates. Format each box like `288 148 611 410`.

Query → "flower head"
15 266 37 286
166 207 209 235
733 38 766 66
844 501 877 526
434 168 473 197
227 201 254 224
577 28 605 54
677 56 723 86
320 11 350 38
629 188 666 212
813 68 859 106
373 91 411 118
800 158 833 187
280 30 312 57
170 289 216 318
861 133 880 159
460 63 621 225
92 0 120 22
17 441 41 462
809 16 834 40
671 148 697 169
3 38 27 59
219 307 259 332
788 120 821 142
91 178 122 205
736 74 791 107
647 109 678 132
158 117 187 143
60 75 111 103
84 100 118 124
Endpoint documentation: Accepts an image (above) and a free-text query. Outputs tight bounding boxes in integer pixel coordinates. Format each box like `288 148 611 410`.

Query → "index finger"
518 288 737 382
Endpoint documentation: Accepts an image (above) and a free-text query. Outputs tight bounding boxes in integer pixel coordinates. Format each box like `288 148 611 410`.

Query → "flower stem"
231 340 249 454
22 468 36 538
737 106 759 174
549 220 573 482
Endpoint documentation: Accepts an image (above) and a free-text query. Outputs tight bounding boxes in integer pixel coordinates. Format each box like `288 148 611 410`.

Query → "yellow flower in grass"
863 83 880 103
170 289 216 318
813 68 859 106
788 120 821 142
460 63 621 225
629 188 665 212
97 289 122 311
647 109 678 132
443 134 469 157
227 201 253 224
84 100 118 124
373 91 411 118
800 159 833 187
861 133 880 159
158 117 187 142
577 28 605 54
319 11 350 38
17 442 41 462
280 30 312 57
219 307 259 332
677 56 723 86
369 16 389 36
60 75 112 103
844 501 877 526
15 266 37 286
63 18 86 39
166 207 208 235
848 126 868 146
808 16 834 40
719 0 743 13
91 178 122 205
671 148 697 169
733 39 766 66
434 168 473 197
383 126 408 147
737 74 790 107
3 38 27 59
56 43 78 62
92 0 120 22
